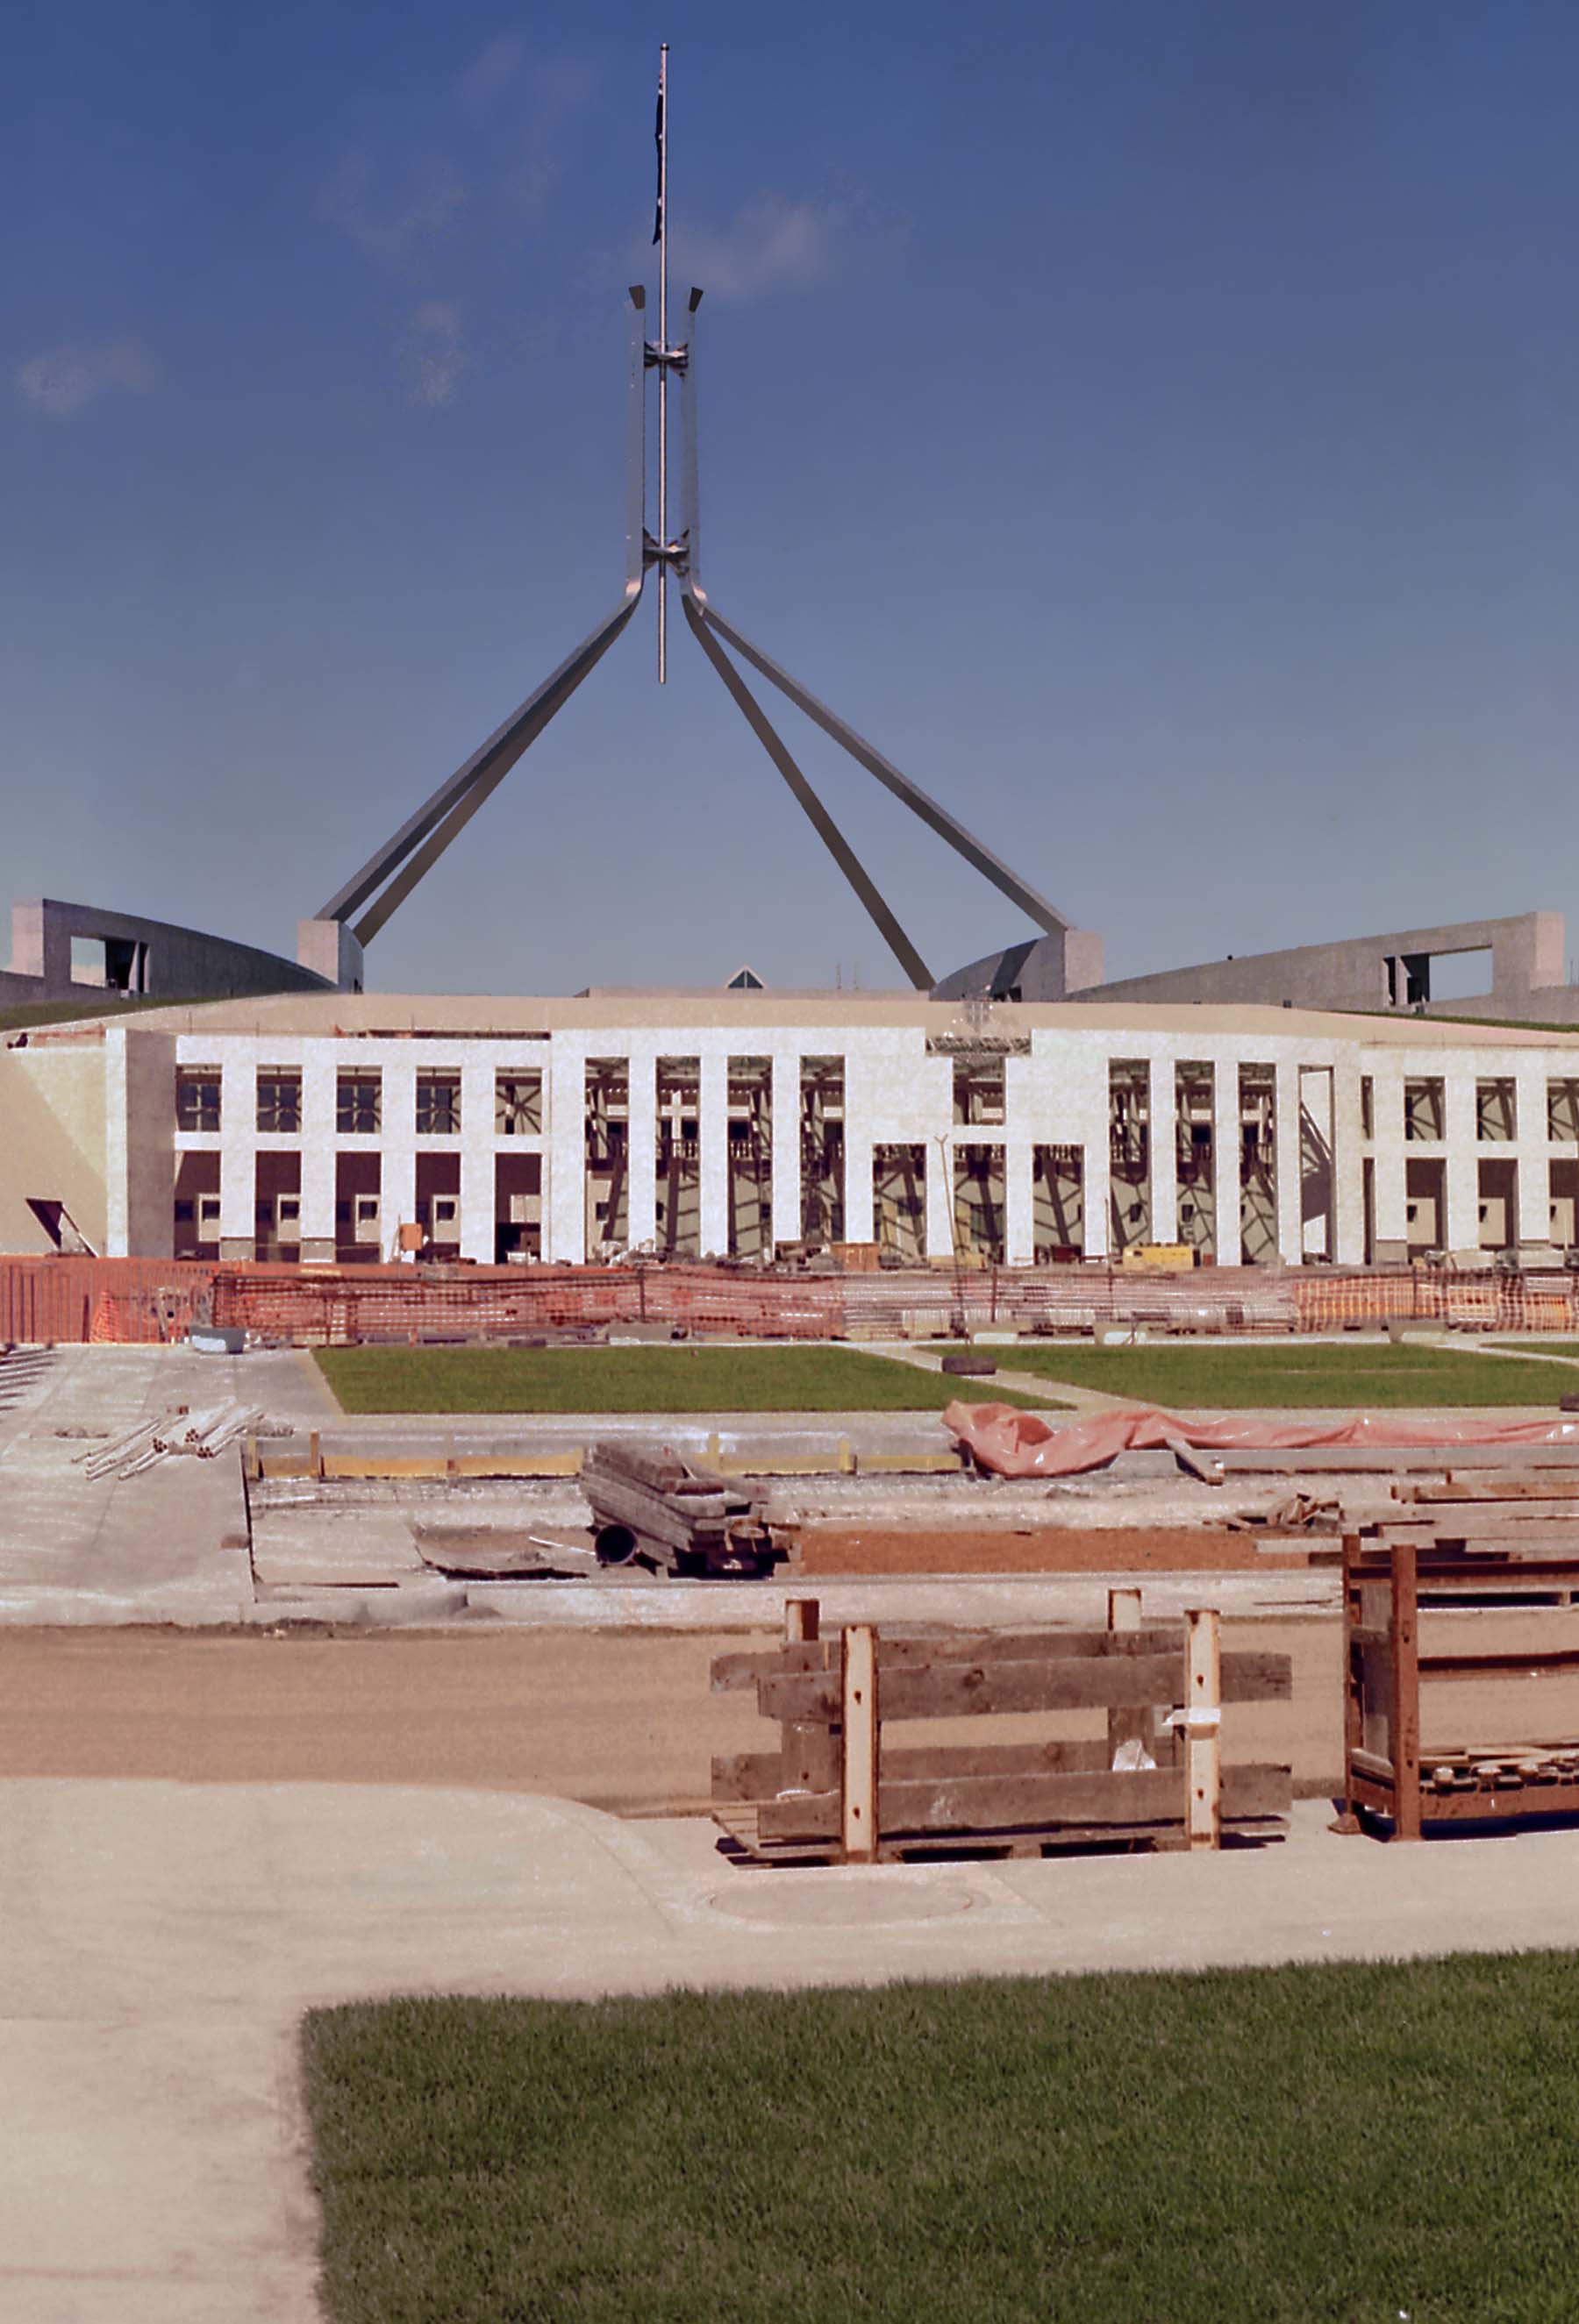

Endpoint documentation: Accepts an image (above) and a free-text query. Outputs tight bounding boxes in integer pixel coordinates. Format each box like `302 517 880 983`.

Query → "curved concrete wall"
4 899 330 1008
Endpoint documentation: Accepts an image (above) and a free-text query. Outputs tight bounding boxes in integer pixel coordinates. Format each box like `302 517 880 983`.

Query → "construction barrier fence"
3 1255 1577 1348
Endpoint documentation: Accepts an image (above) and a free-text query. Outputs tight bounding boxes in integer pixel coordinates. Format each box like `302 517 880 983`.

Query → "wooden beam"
711 1624 1186 1692
841 1623 878 1863
713 1736 1117 1804
756 1761 1290 1844
1106 1588 1147 1767
781 1597 836 1799
758 1649 1290 1726
1185 1607 1221 1851
1390 1539 1422 1842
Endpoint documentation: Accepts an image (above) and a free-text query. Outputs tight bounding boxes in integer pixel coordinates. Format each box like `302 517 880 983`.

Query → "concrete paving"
8 1776 1579 2320
0 1344 1345 1626
0 1344 260 1623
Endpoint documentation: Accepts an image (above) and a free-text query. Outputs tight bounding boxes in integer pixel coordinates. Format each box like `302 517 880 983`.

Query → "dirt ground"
4 1618 1576 1818
0 1620 1346 1814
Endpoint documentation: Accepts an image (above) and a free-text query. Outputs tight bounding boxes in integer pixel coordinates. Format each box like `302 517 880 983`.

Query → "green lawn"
975 1340 1577 1408
304 1956 1579 2323
314 1344 1065 1415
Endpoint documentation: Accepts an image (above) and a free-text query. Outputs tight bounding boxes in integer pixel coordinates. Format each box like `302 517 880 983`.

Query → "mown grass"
314 1344 1065 1415
304 1955 1579 2323
976 1341 1575 1408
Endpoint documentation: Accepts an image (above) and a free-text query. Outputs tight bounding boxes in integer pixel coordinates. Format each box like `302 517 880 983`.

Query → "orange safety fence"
3 1255 1576 1346
0 1258 218 1347
1292 1269 1579 1336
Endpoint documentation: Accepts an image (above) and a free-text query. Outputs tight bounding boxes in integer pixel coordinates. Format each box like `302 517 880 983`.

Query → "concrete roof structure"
12 987 1579 1050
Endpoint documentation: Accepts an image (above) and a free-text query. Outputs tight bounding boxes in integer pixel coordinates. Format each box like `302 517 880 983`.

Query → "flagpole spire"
656 40 669 681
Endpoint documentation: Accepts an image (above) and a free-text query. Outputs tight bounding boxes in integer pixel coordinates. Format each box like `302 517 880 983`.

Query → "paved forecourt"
7 1777 1579 2320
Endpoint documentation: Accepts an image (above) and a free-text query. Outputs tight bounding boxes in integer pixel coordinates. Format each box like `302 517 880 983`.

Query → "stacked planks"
582 1440 775 1577
711 1595 1291 1864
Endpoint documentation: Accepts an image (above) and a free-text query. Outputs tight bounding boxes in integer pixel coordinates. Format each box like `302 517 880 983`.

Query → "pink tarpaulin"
943 1401 1579 1480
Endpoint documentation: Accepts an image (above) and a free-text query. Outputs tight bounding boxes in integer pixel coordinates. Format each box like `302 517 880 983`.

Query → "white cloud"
458 32 526 110
409 303 465 408
671 182 903 301
318 148 467 263
17 341 159 418
495 58 599 222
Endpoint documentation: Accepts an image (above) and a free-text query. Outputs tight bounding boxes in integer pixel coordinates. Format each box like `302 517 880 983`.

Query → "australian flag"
653 81 663 243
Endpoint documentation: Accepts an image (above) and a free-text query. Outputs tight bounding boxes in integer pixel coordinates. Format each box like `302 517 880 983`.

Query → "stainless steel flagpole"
656 40 669 683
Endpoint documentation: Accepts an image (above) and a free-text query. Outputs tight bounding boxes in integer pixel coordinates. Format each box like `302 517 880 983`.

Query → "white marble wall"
90 1018 1579 1272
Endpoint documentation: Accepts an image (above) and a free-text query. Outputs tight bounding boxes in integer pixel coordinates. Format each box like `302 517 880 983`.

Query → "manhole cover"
706 1876 976 1928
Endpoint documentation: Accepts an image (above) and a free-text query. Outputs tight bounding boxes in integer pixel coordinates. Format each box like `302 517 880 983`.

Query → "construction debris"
76 1402 289 1481
582 1440 781 1578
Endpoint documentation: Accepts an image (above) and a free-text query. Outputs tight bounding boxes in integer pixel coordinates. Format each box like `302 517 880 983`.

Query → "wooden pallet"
711 1799 1288 1867
711 1594 1291 1865
1341 1479 1579 1839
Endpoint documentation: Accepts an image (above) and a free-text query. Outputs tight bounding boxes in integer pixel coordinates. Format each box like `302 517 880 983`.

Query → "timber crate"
1340 1475 1579 1840
711 1593 1291 1865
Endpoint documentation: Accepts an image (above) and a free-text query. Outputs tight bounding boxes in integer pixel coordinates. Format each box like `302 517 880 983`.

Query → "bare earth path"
0 1620 1342 1807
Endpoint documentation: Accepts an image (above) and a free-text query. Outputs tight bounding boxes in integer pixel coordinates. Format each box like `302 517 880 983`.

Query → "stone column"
1370 1063 1409 1260
1515 1065 1554 1246
1147 1055 1177 1245
770 1052 801 1251
547 1052 587 1263
102 1026 132 1258
1004 1140 1033 1265
1442 1071 1480 1260
843 1135 874 1246
1081 1059 1111 1262
378 1059 417 1265
1274 1060 1303 1265
458 1059 495 1264
1212 1058 1240 1266
698 1053 729 1258
625 1051 657 1249
1332 1066 1367 1266
218 1054 254 1261
299 1051 338 1262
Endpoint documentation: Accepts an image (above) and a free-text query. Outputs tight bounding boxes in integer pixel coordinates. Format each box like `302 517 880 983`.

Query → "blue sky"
4 2 1578 994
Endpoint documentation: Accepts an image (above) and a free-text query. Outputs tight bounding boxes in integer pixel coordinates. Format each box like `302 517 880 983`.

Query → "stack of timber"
582 1440 779 1578
1340 1474 1579 1840
711 1593 1291 1864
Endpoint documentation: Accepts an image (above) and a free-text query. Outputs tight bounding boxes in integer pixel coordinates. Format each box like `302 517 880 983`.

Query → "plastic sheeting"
943 1400 1579 1480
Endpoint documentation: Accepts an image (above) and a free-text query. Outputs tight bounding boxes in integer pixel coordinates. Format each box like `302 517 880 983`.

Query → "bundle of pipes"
75 1401 280 1481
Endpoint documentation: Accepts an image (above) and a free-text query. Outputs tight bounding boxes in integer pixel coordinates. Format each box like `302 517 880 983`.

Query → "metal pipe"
657 41 668 683
682 586 934 988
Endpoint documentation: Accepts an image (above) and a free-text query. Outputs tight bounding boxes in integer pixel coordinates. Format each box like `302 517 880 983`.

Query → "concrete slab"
8 1776 1579 2320
250 1484 425 1589
0 1345 258 1622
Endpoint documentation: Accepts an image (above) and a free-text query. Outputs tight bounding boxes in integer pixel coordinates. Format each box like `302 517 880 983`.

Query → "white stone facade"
33 994 1570 1270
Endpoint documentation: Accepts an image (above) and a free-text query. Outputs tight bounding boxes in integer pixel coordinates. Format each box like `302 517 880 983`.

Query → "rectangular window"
1404 1079 1444 1142
336 1071 382 1135
175 1068 221 1133
1476 1080 1516 1142
416 1070 461 1136
255 1068 302 1133
1550 1080 1579 1144
799 1057 845 1244
1360 1076 1374 1140
496 1071 543 1136
952 1056 1005 1127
